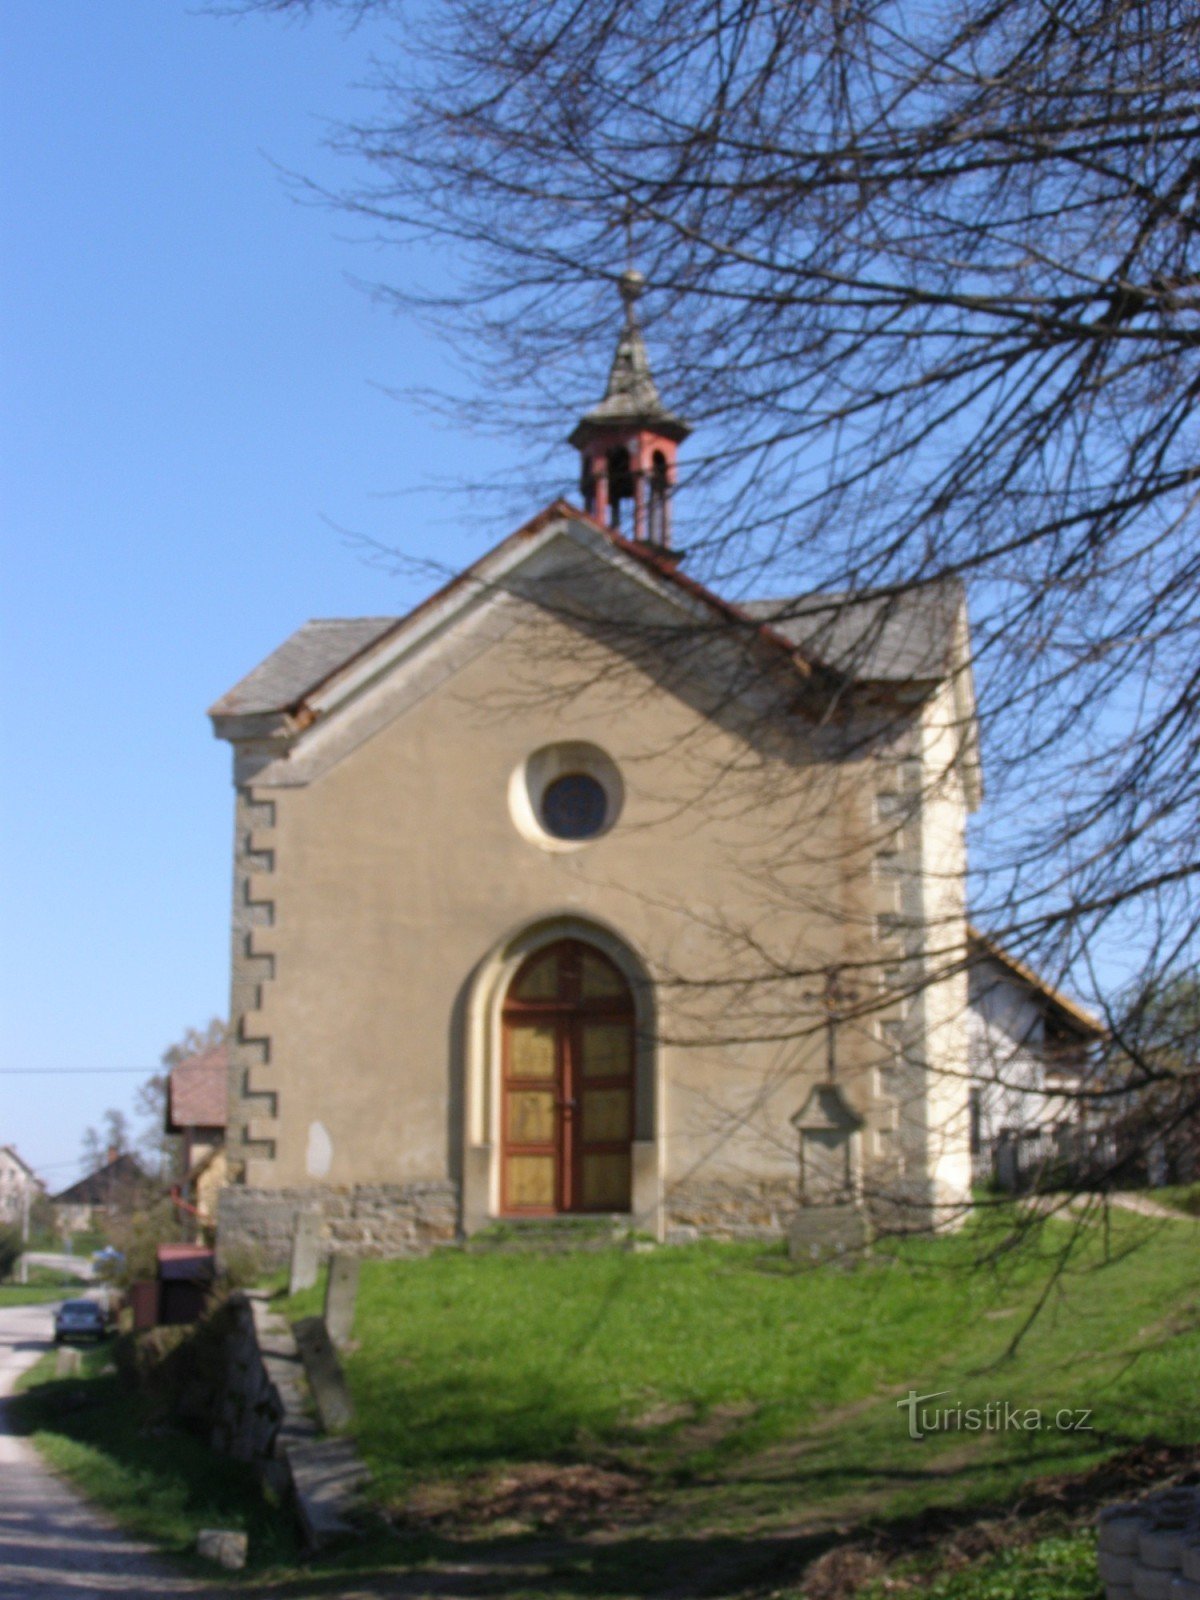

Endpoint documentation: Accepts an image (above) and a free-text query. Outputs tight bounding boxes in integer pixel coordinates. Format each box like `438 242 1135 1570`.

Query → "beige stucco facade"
212 511 979 1259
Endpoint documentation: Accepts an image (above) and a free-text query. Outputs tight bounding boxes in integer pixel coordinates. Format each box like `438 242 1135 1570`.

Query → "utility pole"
18 1181 30 1285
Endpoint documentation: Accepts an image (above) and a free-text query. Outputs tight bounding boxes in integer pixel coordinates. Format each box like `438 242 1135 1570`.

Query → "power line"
0 1068 159 1076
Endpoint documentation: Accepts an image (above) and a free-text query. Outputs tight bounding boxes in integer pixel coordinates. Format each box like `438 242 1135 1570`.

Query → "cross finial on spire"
619 266 646 322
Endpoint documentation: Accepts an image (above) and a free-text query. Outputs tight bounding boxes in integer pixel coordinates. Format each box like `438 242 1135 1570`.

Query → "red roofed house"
166 1044 229 1231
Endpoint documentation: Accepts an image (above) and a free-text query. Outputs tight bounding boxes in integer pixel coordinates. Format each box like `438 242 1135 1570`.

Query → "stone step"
465 1216 640 1255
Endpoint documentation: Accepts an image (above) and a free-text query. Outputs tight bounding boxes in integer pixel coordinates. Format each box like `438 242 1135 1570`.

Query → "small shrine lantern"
791 1083 864 1207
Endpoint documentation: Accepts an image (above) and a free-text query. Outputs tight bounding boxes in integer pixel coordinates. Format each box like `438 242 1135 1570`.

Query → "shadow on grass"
253 1523 852 1598
8 1357 1189 1598
241 1434 1192 1599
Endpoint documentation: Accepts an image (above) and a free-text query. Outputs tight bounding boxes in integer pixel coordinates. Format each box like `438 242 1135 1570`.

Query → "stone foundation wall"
222 1176 911 1259
1097 1486 1200 1599
218 1181 459 1268
665 1178 797 1242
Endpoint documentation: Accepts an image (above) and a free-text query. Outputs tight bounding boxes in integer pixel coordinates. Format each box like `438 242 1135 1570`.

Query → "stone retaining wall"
1097 1485 1200 1599
222 1176 852 1259
207 1294 286 1467
194 1291 368 1549
218 1182 459 1268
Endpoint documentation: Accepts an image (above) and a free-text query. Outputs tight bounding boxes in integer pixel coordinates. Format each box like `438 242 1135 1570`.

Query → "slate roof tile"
210 618 399 718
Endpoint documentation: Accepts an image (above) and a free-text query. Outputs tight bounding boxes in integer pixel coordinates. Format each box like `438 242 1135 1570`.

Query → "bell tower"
568 271 691 547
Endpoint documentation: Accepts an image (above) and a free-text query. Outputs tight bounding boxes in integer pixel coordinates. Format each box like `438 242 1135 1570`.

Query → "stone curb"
245 1293 370 1549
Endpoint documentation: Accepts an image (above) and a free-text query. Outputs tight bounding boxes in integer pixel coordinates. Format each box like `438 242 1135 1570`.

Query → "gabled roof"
967 926 1106 1040
210 501 974 735
211 618 398 719
210 500 826 730
53 1152 149 1206
167 1044 229 1132
742 581 965 684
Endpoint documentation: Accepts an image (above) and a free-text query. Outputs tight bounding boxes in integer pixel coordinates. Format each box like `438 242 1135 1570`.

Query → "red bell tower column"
568 271 691 547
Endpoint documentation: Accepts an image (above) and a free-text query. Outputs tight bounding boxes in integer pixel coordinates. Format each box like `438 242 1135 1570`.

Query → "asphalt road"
0 1300 220 1597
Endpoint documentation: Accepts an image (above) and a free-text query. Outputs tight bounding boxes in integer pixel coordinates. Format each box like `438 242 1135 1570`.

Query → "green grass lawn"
0 1286 66 1306
13 1208 1195 1599
286 1209 1199 1525
855 1531 1103 1599
0 1267 86 1304
58 1229 108 1255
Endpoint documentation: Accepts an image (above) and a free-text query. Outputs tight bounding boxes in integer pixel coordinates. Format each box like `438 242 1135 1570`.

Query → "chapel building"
211 277 983 1261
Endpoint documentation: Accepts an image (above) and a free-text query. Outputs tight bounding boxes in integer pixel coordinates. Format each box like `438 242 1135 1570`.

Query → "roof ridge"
305 615 401 625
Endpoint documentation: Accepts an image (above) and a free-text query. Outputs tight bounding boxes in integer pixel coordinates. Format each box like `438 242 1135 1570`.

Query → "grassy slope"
12 1212 1195 1598
0 1264 93 1304
287 1210 1199 1530
1154 1182 1200 1217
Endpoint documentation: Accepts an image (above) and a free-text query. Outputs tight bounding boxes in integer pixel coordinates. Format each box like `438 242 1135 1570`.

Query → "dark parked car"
53 1298 107 1344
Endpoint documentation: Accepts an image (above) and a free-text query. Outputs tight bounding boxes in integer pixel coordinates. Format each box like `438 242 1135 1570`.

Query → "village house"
166 1042 229 1234
52 1151 152 1237
965 928 1106 1187
0 1146 42 1231
208 276 1095 1264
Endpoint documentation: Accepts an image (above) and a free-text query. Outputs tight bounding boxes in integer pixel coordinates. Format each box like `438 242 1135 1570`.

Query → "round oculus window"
508 740 623 851
539 772 608 840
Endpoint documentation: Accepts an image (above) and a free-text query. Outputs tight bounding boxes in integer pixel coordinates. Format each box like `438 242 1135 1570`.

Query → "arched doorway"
501 938 634 1214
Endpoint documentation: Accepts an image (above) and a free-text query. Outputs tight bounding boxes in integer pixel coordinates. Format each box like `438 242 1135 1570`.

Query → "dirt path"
0 1300 223 1598
1101 1191 1196 1221
1024 1191 1196 1222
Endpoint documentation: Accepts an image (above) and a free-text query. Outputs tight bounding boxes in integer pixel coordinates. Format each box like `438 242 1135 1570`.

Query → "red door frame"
500 941 634 1215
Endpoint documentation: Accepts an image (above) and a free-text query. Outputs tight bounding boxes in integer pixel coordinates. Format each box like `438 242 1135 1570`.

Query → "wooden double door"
501 939 635 1214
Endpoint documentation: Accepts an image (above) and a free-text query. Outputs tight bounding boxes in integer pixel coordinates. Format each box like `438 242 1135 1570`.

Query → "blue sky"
1 2 541 1184
1 4 1134 1194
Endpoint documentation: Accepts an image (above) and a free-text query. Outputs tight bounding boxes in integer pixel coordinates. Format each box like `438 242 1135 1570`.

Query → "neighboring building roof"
741 581 964 683
167 1044 229 1132
967 926 1106 1040
211 617 399 718
52 1152 148 1207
